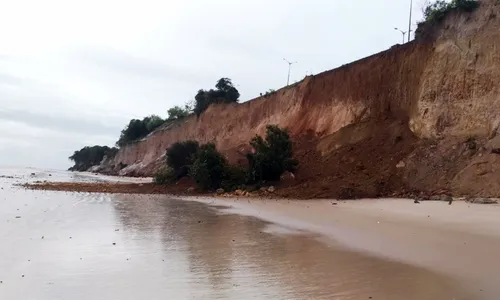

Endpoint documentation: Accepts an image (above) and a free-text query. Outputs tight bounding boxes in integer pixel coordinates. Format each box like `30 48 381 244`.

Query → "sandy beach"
7 169 500 299
183 196 500 298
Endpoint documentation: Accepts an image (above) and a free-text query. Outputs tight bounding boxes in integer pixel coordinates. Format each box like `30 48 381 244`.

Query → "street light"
283 58 297 86
394 28 407 44
408 0 413 42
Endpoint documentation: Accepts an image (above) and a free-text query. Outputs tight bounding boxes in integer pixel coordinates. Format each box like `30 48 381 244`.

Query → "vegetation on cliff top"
421 0 479 24
153 125 297 192
70 77 241 171
194 78 240 116
69 146 118 171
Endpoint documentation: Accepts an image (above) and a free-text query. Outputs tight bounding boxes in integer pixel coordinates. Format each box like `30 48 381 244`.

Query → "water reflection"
112 194 474 300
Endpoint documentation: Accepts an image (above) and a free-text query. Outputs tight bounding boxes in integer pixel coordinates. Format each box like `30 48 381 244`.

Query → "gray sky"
0 0 425 170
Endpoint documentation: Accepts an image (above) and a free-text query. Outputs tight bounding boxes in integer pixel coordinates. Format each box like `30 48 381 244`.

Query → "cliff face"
102 0 500 198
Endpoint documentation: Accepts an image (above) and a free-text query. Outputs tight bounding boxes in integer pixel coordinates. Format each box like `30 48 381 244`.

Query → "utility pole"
408 0 413 42
283 58 297 86
394 28 407 44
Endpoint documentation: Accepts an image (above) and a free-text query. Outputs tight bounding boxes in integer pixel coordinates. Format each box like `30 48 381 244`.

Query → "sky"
0 0 426 170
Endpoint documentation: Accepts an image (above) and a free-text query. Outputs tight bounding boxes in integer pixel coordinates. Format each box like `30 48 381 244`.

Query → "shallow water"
0 168 476 299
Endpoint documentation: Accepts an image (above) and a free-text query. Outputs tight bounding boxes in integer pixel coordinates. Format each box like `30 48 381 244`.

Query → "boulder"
216 188 224 195
187 187 195 193
267 186 275 193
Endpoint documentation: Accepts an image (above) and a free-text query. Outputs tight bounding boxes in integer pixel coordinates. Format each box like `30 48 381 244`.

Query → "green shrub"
167 105 190 121
246 125 298 183
166 141 199 174
153 167 175 185
423 0 479 23
221 165 247 192
189 143 228 190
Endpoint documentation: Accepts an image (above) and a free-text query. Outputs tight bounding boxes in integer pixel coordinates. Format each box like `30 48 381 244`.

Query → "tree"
144 115 164 132
246 125 298 182
116 115 165 147
69 145 118 171
422 0 479 23
193 78 240 116
167 106 190 121
189 143 228 190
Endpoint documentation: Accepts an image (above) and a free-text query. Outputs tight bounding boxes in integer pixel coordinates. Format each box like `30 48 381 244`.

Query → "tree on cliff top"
116 115 165 147
193 78 240 116
69 145 118 171
167 105 190 121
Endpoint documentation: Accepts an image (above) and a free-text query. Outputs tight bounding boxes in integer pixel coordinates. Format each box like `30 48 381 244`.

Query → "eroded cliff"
101 0 500 198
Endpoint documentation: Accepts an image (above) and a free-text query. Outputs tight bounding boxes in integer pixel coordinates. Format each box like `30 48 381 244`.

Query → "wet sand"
186 196 500 298
1 168 495 299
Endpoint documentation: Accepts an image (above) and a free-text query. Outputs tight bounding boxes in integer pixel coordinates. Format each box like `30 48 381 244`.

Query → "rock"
414 200 420 204
234 189 243 196
267 186 275 193
467 198 498 204
30 173 36 176
440 195 453 202
187 187 195 193
216 188 224 195
259 187 268 192
396 161 406 169
280 171 295 181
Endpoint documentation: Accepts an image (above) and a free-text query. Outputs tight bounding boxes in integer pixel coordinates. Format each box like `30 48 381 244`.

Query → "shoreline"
18 178 500 297
177 196 500 298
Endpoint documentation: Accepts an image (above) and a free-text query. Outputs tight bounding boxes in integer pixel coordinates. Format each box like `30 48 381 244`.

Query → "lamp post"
394 28 407 44
283 58 297 86
408 0 413 42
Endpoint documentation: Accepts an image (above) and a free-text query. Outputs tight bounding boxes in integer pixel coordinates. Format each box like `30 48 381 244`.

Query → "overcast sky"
0 0 425 170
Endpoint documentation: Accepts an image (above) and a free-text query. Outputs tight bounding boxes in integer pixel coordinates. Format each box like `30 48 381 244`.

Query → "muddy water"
0 169 474 299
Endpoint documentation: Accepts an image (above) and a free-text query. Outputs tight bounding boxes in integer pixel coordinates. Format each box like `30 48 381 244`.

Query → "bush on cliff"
193 78 240 116
167 105 191 121
166 140 200 178
422 0 479 24
69 145 118 171
189 143 228 190
247 125 298 182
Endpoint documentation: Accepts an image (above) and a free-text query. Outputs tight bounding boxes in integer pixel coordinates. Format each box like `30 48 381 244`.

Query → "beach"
2 168 499 299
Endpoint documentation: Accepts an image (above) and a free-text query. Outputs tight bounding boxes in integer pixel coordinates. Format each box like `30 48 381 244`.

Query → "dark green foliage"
189 143 228 190
145 115 164 132
246 125 298 182
69 145 118 171
423 0 479 23
193 78 240 116
153 167 174 185
117 115 165 147
167 105 190 121
166 140 200 175
221 165 247 192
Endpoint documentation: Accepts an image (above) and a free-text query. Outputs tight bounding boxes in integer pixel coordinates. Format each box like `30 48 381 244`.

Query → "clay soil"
24 118 424 200
275 118 418 199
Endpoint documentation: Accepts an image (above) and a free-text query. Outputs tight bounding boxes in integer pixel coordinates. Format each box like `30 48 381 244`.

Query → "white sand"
180 196 500 296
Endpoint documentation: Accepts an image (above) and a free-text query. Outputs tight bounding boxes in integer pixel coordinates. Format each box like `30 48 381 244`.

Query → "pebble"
112 242 116 245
